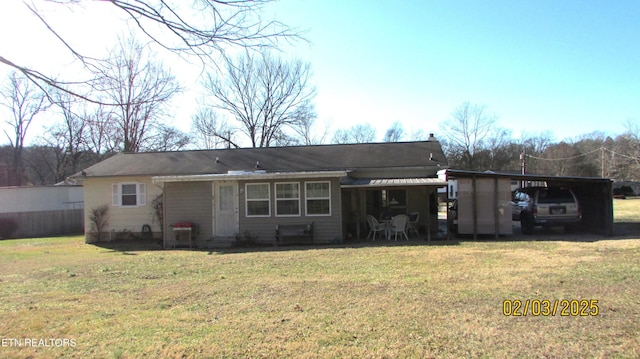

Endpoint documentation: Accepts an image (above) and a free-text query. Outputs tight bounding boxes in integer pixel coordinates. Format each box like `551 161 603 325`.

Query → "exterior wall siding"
0 209 83 239
406 187 439 234
0 186 83 213
83 177 162 242
238 177 343 245
0 185 84 239
163 181 213 247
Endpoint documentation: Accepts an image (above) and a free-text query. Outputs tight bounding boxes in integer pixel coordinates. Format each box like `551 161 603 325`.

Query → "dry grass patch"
1 236 639 358
2 200 640 359
614 197 640 222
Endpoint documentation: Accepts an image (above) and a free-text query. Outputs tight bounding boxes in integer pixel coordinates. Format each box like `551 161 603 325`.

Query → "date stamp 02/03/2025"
503 299 600 317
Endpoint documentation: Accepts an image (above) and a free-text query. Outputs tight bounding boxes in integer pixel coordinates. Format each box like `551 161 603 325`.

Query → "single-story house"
74 137 448 247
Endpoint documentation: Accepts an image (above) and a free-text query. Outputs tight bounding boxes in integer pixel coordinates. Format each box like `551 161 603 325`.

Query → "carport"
441 169 614 239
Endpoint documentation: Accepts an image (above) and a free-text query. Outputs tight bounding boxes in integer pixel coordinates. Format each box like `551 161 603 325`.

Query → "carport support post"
494 176 499 240
446 188 452 241
472 176 478 240
604 181 614 236
426 189 431 242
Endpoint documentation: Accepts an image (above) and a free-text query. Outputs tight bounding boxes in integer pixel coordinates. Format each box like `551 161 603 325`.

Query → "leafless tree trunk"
0 72 49 185
199 52 316 148
94 38 182 152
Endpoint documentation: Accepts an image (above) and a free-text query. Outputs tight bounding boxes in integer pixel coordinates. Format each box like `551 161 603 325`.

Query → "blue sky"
267 0 640 141
1 0 638 144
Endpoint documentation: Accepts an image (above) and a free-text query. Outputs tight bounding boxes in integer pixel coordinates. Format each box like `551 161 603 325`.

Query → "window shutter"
138 183 147 206
112 184 121 206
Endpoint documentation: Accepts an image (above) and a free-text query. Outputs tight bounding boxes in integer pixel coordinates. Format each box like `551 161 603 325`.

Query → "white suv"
512 187 582 235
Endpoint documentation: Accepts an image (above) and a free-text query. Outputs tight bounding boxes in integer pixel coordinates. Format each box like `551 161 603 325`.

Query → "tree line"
438 102 640 180
1 2 638 186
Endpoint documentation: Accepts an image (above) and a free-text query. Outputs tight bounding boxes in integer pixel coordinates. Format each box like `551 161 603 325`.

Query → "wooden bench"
275 223 313 246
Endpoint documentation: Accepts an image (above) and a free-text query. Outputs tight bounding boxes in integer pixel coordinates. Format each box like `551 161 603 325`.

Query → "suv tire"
521 214 534 235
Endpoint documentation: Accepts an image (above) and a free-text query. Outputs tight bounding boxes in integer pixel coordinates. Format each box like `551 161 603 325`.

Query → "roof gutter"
152 170 349 185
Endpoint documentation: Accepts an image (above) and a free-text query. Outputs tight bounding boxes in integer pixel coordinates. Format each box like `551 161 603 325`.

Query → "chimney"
428 133 436 141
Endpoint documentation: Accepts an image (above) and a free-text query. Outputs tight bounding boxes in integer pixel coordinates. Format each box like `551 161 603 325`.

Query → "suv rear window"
537 188 575 204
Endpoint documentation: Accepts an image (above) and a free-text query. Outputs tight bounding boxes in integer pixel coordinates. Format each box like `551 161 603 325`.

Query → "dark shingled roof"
78 141 447 178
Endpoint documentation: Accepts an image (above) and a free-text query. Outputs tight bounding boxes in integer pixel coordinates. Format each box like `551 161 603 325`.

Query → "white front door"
214 181 239 237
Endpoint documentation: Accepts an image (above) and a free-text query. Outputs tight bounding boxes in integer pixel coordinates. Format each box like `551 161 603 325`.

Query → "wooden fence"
0 209 84 239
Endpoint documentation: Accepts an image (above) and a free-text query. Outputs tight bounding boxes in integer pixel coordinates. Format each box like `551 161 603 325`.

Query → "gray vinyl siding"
239 178 343 244
406 187 438 233
164 181 212 246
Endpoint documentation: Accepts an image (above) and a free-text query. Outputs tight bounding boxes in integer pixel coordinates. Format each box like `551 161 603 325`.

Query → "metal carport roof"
441 170 614 237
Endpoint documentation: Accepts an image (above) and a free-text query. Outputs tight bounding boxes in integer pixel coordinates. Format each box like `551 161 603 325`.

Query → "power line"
604 147 640 162
527 146 640 162
526 147 602 161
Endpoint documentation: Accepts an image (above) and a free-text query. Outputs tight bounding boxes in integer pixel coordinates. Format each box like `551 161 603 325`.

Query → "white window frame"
305 181 331 216
112 182 146 207
245 183 271 217
275 182 301 217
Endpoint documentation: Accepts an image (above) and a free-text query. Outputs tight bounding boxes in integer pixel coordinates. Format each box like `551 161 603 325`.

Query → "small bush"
0 218 18 239
88 205 109 243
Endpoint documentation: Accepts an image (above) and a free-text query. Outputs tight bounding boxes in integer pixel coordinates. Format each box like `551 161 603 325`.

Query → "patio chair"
408 212 420 237
366 215 387 240
389 214 409 241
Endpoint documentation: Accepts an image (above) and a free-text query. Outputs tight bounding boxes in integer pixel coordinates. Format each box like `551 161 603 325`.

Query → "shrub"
88 205 109 243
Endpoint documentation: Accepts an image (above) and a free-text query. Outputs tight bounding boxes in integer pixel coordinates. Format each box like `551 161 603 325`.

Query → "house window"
246 183 270 217
306 181 331 216
275 182 300 216
112 183 146 207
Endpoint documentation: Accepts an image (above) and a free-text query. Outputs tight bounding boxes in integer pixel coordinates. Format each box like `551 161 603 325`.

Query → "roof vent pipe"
215 157 220 163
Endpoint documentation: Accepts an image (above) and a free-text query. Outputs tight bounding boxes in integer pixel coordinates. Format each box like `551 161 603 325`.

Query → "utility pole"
520 151 526 187
601 146 605 178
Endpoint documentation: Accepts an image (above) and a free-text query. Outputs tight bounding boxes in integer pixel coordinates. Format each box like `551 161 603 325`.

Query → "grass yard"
1 200 639 358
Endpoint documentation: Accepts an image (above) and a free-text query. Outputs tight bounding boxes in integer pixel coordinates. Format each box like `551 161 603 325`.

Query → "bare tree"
85 105 121 159
45 90 89 178
440 102 497 169
191 108 235 149
145 124 190 152
383 121 404 142
0 72 49 185
199 52 316 148
287 104 331 145
0 1 301 104
332 124 376 144
94 38 181 152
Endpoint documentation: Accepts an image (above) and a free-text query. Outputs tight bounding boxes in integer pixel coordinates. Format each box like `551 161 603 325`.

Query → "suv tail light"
532 205 538 216
578 205 583 219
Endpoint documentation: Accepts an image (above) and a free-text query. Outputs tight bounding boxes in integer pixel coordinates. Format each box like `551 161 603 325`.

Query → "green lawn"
1 200 639 358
